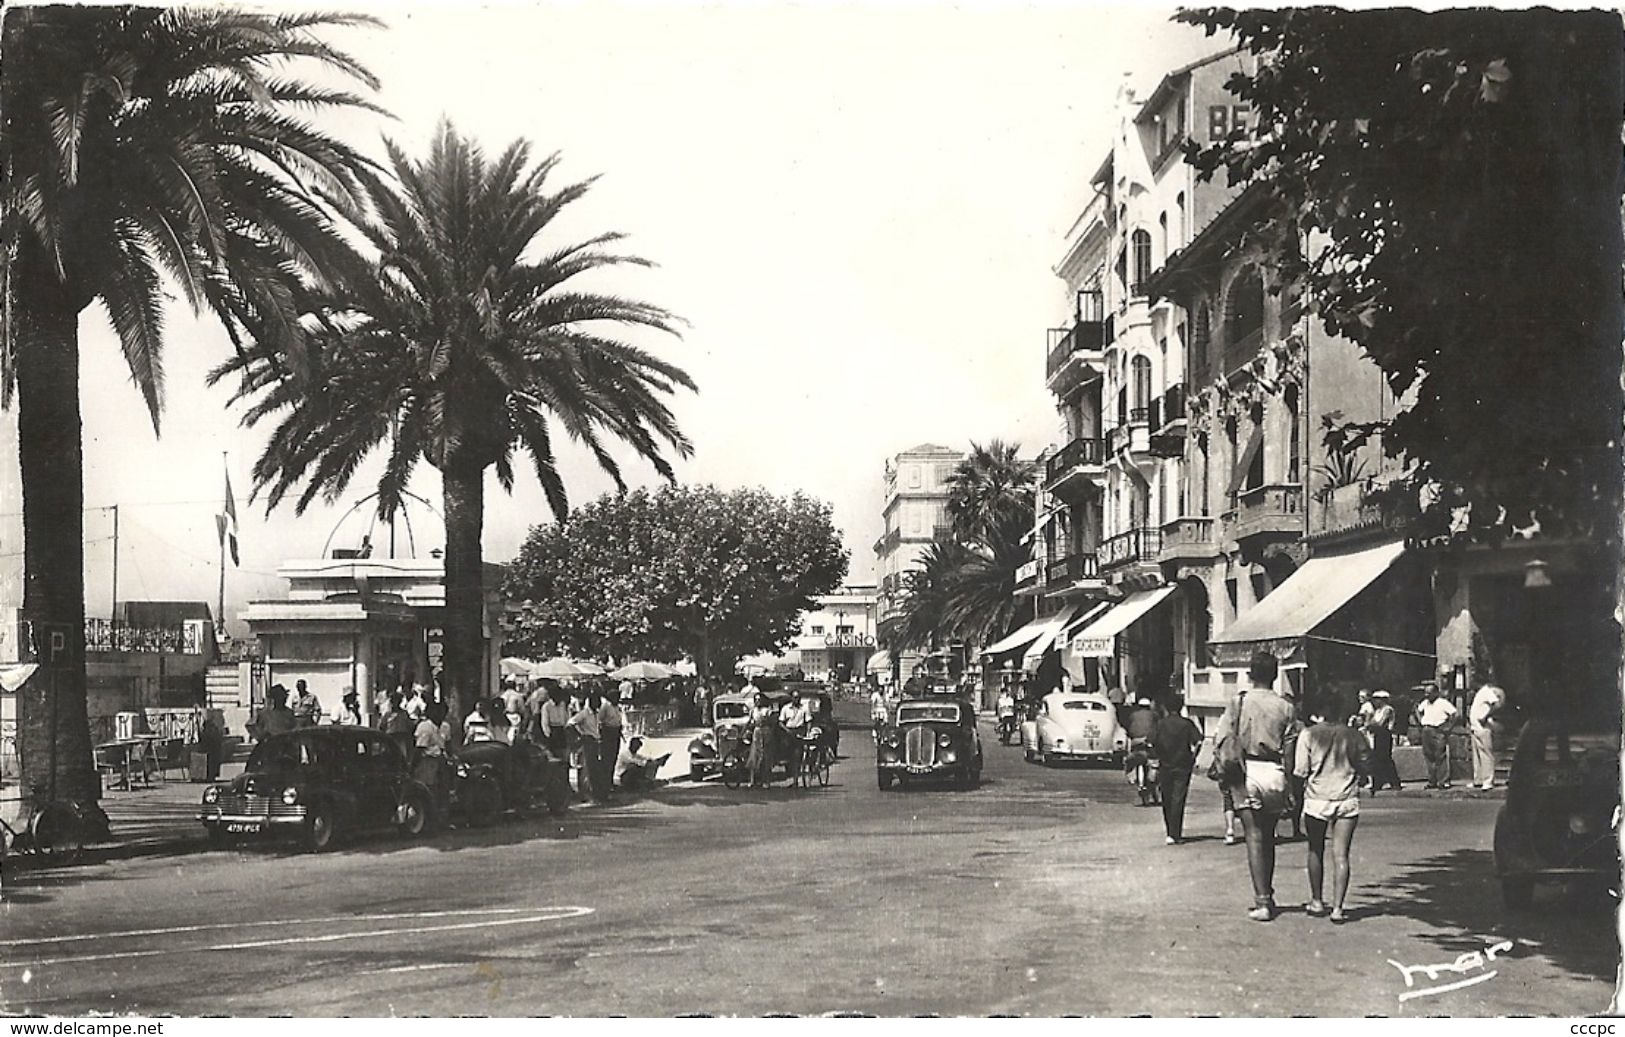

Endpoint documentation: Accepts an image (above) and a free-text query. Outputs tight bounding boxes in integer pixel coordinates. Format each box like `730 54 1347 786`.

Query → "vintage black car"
199 726 433 851
690 689 795 783
1493 719 1620 908
455 739 572 819
876 695 982 790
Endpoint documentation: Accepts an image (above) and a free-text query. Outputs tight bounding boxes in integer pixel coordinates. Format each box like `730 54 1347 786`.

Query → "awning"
1066 586 1179 658
866 650 892 675
0 663 38 693
1211 540 1406 649
983 617 1052 657
1020 606 1090 671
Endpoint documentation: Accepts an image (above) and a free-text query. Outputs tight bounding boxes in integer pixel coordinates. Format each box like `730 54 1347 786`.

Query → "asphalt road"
1 704 1615 1016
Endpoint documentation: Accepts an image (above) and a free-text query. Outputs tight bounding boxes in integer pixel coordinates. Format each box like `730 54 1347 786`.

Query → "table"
97 738 158 791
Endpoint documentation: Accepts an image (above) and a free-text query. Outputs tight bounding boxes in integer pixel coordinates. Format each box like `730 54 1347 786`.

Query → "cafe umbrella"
610 661 676 681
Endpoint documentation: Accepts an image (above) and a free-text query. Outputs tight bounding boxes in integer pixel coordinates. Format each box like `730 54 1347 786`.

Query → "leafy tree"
504 485 848 680
1178 7 1622 709
0 7 381 810
212 122 694 723
1178 7 1622 545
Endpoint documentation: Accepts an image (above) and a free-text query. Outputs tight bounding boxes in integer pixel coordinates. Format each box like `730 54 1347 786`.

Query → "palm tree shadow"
1359 848 1618 986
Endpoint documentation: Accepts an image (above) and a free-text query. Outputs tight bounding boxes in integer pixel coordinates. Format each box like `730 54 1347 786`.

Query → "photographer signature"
1388 939 1515 1002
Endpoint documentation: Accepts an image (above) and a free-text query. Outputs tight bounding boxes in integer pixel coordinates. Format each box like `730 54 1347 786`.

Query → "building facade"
792 584 879 683
874 443 963 681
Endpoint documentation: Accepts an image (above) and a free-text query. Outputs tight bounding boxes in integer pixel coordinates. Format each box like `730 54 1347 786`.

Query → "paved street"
0 705 1614 1017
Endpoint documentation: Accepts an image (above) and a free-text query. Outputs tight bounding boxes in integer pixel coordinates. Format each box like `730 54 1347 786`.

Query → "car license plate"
1083 725 1099 737
908 765 934 774
225 822 263 834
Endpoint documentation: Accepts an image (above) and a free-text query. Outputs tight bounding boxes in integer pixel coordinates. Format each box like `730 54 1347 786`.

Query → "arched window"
1175 191 1186 248
1158 212 1169 265
1285 384 1302 484
1131 355 1153 420
1131 229 1153 294
1248 402 1266 490
1196 432 1210 518
1191 304 1211 380
1225 266 1266 366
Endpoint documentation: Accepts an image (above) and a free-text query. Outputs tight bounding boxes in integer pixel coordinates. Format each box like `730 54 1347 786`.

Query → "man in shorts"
1217 651 1301 921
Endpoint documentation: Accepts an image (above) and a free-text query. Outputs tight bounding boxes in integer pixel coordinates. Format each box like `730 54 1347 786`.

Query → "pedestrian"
1413 681 1459 789
199 709 226 781
463 698 496 744
1294 690 1371 923
618 678 635 707
380 691 415 756
615 736 671 791
333 686 362 726
1211 651 1300 922
1468 679 1505 790
1151 694 1204 844
748 692 778 787
1220 783 1240 845
258 685 296 740
780 692 810 776
598 692 625 801
537 683 572 757
290 679 323 728
570 691 606 802
1365 691 1401 791
1279 679 1306 841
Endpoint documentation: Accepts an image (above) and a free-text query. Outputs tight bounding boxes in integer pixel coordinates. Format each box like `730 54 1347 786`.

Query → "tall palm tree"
0 7 382 811
890 537 974 653
941 440 1037 644
212 122 695 725
945 439 1037 552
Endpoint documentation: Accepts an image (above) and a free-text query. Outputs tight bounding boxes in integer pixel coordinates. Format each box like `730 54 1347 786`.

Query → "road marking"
0 906 548 948
0 907 595 969
1397 970 1497 1002
361 962 467 976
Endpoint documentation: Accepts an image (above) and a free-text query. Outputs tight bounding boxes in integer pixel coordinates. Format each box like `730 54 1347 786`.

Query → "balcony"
1107 416 1150 459
1045 292 1108 392
84 618 207 654
1222 324 1266 376
1158 515 1219 565
1149 383 1187 457
1226 482 1304 546
1099 527 1162 572
1044 436 1105 494
1044 552 1101 592
874 528 901 555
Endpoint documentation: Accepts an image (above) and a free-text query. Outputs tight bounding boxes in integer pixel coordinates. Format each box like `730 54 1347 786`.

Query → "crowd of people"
253 673 684 805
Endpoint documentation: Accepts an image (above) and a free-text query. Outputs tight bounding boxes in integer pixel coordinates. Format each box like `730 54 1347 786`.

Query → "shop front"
1062 587 1177 700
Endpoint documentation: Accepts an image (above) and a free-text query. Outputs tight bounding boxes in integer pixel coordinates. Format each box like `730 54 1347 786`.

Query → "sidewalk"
25 728 708 866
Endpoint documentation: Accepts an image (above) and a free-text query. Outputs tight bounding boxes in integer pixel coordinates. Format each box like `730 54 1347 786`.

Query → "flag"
217 467 239 567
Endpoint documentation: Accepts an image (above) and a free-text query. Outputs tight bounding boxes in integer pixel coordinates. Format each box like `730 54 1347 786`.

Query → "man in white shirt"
615 736 670 791
1413 682 1460 789
780 695 810 775
1468 682 1505 789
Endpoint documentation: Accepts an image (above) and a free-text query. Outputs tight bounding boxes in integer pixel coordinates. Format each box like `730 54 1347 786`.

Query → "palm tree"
890 537 974 653
941 440 1037 644
212 122 695 726
0 7 382 811
945 439 1037 551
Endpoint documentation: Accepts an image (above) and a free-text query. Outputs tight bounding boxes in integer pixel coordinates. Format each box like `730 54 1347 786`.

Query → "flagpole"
219 451 227 632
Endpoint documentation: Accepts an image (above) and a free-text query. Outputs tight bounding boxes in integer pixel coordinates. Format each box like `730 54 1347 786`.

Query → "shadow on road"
1359 847 1618 984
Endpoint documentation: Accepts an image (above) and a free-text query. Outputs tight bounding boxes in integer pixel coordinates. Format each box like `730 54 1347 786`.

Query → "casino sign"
824 633 876 648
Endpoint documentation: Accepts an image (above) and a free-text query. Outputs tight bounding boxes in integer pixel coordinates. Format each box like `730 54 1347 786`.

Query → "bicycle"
796 730 832 788
0 782 89 868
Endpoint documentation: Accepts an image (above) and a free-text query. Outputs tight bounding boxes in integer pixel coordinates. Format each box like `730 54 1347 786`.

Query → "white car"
1021 692 1127 766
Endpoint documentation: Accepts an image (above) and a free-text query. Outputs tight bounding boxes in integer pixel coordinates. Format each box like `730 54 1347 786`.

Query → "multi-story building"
873 443 962 682
1021 50 1253 701
791 584 879 684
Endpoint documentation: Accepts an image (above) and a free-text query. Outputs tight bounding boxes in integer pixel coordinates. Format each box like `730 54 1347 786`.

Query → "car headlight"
884 732 900 748
942 750 957 763
937 733 952 748
1570 814 1593 836
202 786 220 804
281 787 299 806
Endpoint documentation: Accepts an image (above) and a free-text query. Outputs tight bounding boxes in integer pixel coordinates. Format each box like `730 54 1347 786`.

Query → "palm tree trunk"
440 462 486 737
14 280 102 826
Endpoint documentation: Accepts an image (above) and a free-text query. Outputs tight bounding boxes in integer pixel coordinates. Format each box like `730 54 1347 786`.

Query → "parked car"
876 695 982 790
690 689 795 782
454 739 572 819
1020 691 1128 767
1493 719 1620 909
199 726 433 851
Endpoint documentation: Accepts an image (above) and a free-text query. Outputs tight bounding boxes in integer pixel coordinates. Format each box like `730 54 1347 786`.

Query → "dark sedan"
199 726 433 851
1493 719 1620 908
876 696 982 790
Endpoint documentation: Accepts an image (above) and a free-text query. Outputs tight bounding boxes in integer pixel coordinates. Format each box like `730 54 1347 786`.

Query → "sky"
37 1 1224 633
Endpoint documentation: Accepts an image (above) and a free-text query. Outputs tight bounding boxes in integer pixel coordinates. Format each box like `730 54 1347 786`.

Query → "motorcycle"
1125 739 1160 806
997 713 1019 746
